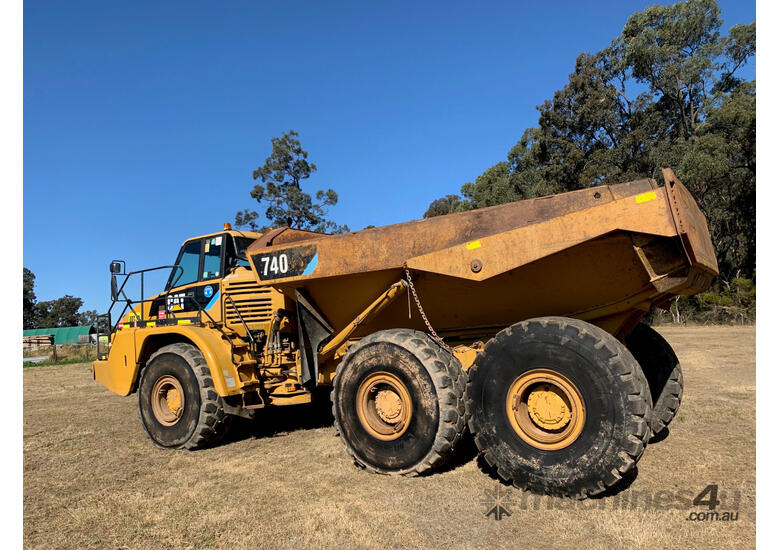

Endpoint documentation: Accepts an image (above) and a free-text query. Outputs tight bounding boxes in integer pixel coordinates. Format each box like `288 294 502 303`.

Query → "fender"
94 325 242 397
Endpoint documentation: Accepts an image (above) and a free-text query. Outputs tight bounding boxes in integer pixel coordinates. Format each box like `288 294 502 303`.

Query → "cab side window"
202 236 223 280
227 236 253 269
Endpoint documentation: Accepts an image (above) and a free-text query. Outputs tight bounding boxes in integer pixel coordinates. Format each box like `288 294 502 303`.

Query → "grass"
23 344 97 363
23 358 95 368
23 326 755 549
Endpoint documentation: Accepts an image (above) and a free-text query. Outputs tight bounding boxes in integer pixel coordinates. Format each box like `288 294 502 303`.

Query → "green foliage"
424 0 755 284
653 276 755 324
236 130 349 234
35 295 86 328
461 162 518 210
676 81 755 276
23 358 92 368
234 209 263 232
423 194 465 218
23 268 96 329
24 267 37 329
78 309 100 327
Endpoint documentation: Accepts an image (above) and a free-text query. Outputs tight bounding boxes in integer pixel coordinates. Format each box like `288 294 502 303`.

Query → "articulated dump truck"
94 168 717 498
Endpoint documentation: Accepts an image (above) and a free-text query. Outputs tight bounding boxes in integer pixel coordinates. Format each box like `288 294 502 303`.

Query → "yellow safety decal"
147 322 156 328
635 191 657 204
466 240 482 250
177 319 191 325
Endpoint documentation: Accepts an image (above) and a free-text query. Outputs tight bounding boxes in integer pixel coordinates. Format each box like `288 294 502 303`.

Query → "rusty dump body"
247 168 717 350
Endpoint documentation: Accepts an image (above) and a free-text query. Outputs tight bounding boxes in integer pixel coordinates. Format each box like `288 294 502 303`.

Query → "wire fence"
23 341 98 363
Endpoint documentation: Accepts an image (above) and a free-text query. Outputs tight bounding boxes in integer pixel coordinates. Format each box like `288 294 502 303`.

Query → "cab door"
156 235 227 321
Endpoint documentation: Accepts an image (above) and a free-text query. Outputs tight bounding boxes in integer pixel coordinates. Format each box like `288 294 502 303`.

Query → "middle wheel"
331 329 467 476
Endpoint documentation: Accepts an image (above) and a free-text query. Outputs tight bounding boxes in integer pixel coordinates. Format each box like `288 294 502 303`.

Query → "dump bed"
246 169 717 341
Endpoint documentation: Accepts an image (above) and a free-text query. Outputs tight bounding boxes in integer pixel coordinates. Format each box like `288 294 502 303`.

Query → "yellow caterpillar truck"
94 169 717 498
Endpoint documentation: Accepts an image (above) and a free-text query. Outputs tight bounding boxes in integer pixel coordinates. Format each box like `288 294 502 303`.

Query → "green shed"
23 326 95 345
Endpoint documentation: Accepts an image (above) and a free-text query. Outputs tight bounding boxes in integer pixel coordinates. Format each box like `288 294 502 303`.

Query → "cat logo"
166 292 187 311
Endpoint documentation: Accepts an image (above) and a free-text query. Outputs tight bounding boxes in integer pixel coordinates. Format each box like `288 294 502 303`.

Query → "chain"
404 266 453 352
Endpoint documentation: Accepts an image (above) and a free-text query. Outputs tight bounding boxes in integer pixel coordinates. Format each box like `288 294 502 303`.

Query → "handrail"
107 265 183 333
95 263 243 365
96 264 183 360
224 294 256 347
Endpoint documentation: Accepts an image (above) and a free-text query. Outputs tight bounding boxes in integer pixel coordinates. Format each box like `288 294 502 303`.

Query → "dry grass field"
23 326 755 549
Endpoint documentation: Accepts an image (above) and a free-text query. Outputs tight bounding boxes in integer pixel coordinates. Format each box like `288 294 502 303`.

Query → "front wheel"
466 317 652 498
138 343 231 449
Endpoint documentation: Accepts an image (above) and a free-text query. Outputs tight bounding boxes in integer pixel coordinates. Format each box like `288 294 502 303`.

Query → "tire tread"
331 329 467 476
141 343 232 450
466 316 652 499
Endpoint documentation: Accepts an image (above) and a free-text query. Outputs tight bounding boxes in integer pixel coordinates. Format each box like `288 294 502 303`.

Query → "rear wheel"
466 317 651 498
138 343 231 449
625 323 683 436
331 329 467 475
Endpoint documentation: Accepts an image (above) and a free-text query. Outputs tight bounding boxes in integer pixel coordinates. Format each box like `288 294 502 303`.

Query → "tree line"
23 268 97 329
28 0 750 329
423 0 755 323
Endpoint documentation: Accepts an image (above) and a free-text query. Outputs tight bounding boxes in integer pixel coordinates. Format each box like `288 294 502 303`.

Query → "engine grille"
223 280 274 325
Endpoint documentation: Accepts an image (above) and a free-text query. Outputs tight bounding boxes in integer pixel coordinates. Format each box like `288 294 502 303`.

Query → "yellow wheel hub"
151 375 186 427
526 384 571 430
375 389 403 423
165 388 181 415
356 372 413 441
506 369 585 451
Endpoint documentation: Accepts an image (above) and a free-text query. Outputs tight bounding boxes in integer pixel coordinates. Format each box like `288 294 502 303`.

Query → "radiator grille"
224 280 274 325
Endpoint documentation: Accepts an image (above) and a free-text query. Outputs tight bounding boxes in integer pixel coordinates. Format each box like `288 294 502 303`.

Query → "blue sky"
23 0 756 314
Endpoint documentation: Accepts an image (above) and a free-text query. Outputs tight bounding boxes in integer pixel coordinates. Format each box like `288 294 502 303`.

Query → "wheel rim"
356 371 413 441
506 369 585 450
151 375 185 426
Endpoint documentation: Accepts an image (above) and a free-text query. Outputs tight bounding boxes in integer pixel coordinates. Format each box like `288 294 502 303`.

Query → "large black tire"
331 329 467 476
466 317 652 498
625 323 683 436
138 343 232 450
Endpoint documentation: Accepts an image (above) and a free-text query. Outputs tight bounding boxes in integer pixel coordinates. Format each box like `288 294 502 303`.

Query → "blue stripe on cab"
205 290 220 310
302 253 318 276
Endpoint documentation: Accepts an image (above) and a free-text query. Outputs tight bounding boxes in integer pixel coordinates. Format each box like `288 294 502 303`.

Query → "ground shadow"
219 395 640 499
222 390 335 444
592 467 639 498
649 426 670 444
424 430 480 476
475 454 512 487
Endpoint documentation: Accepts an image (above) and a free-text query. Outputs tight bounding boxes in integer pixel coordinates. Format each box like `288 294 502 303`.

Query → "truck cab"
93 226 301 405
152 230 259 323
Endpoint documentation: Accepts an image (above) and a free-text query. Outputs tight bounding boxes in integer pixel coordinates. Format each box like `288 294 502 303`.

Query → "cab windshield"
169 240 200 288
166 235 226 290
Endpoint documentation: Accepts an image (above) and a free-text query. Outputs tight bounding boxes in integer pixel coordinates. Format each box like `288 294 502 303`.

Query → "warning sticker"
635 191 658 204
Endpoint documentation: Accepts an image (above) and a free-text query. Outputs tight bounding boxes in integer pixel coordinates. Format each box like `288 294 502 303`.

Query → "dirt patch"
23 326 755 549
